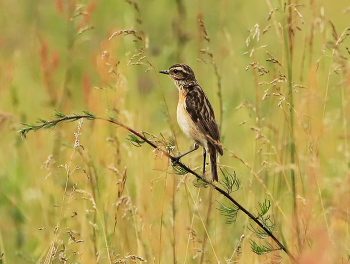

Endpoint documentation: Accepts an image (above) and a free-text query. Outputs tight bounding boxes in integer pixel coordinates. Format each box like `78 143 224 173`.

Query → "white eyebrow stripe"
174 67 188 74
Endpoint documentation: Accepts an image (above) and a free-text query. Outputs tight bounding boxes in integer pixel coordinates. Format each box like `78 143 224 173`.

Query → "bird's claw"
171 157 180 166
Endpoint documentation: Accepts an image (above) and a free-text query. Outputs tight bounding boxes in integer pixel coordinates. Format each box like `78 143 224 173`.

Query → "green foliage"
159 133 175 153
248 198 277 256
172 164 189 175
82 110 97 119
250 240 276 255
126 133 146 147
106 111 118 121
18 121 57 138
256 199 271 218
192 177 209 188
248 216 275 239
54 110 67 119
248 200 275 240
37 118 47 123
219 168 240 194
216 169 241 225
217 201 239 225
18 111 98 138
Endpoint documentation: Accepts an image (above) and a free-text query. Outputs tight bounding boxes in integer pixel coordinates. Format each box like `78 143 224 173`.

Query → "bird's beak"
159 70 169 75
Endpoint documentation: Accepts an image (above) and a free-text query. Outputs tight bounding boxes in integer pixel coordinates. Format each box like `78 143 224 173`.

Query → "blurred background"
0 0 350 263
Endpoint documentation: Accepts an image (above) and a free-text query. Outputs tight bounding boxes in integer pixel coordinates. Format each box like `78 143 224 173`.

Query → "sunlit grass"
1 0 350 263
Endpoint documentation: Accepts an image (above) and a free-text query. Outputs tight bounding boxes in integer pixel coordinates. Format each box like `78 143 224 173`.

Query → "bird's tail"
208 144 218 182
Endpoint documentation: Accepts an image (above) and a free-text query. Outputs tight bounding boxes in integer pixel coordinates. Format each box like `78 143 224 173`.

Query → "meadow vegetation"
1 0 350 263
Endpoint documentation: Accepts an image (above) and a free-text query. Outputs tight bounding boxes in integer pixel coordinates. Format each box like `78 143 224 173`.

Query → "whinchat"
160 64 223 181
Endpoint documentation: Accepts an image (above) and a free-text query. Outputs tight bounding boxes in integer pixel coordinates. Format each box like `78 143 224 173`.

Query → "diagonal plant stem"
19 112 299 264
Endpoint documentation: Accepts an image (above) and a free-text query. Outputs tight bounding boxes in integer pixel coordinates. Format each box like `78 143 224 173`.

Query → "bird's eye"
173 69 178 73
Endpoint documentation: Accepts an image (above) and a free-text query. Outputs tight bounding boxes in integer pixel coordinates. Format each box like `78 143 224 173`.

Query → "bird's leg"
172 143 199 166
202 148 207 177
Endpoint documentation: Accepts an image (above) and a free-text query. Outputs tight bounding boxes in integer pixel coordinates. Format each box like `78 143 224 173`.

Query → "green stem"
283 11 300 251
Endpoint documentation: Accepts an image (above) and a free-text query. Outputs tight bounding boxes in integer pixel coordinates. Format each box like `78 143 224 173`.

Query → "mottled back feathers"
184 84 223 155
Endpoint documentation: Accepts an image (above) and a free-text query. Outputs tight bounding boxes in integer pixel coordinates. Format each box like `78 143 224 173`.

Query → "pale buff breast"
177 90 208 149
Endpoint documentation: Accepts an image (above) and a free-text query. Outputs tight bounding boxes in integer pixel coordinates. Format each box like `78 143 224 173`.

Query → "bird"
159 63 223 181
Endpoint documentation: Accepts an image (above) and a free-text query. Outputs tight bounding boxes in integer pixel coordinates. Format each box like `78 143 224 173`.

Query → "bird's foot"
171 156 181 166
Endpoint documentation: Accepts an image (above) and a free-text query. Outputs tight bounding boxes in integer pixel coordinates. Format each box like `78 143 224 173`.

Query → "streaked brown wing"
184 85 223 155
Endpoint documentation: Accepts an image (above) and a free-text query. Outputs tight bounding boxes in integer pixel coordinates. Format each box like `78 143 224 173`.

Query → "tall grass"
0 0 350 263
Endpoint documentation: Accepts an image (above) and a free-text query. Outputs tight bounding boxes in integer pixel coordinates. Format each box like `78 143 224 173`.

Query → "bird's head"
159 64 196 89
